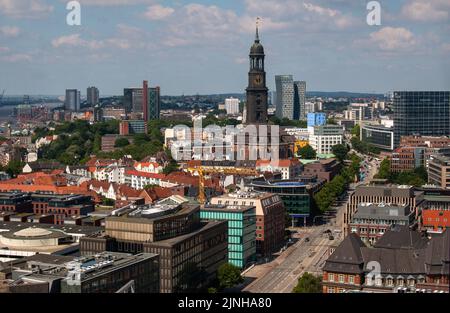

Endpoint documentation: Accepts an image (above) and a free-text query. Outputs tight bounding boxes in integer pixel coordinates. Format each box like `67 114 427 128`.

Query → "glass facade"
275 75 294 119
294 81 307 120
250 183 311 217
361 125 394 151
393 91 450 147
307 113 327 128
200 209 256 268
148 87 161 120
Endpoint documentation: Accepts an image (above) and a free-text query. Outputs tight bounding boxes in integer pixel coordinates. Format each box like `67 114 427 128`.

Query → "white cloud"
77 0 156 5
401 0 450 22
1 53 32 62
244 0 357 30
0 0 53 18
369 27 417 51
143 4 174 20
0 26 20 37
51 34 104 50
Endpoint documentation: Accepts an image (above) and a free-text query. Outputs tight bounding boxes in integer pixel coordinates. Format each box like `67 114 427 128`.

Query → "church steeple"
245 17 268 124
255 18 260 43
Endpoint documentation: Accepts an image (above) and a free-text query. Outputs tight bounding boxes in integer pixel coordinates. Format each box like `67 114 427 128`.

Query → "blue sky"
0 0 450 96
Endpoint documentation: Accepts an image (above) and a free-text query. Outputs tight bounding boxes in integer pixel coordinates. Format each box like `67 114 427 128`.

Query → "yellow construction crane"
187 165 260 204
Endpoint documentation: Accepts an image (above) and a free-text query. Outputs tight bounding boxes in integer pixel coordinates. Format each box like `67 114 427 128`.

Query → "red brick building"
210 192 285 257
323 226 449 293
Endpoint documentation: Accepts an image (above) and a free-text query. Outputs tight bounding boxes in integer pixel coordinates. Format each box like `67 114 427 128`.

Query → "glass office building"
200 206 256 268
393 91 450 147
294 81 307 120
361 124 394 151
275 75 294 120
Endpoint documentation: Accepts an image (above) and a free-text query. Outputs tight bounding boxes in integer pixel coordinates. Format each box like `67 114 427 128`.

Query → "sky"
0 0 450 96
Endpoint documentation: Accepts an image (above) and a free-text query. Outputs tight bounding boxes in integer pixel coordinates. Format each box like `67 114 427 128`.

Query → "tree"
351 124 361 138
298 144 317 160
217 263 243 290
114 137 130 148
293 272 322 293
376 159 391 179
331 144 349 162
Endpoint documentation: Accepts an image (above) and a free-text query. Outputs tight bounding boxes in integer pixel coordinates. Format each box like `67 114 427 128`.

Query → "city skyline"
0 0 450 96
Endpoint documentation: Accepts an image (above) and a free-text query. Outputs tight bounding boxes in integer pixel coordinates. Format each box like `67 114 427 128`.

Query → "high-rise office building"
86 86 99 106
148 86 161 120
294 81 307 120
124 88 143 115
143 80 148 121
393 91 450 147
245 24 268 124
124 83 160 120
65 89 80 112
275 75 294 120
225 97 240 115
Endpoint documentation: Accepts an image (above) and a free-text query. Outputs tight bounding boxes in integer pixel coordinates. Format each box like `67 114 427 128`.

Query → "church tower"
245 20 268 124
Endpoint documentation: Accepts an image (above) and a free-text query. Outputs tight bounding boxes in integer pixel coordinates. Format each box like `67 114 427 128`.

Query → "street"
243 153 381 293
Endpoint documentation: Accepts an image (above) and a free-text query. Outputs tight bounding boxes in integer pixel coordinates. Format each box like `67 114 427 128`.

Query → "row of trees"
314 153 362 213
375 158 428 187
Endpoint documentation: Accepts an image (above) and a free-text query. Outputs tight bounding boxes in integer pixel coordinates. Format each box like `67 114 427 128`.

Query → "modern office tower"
393 91 450 147
200 204 256 268
143 80 148 121
307 112 327 128
225 97 240 115
148 86 161 120
275 75 294 120
65 89 80 112
294 81 307 120
245 24 269 124
86 86 99 106
124 83 160 120
123 88 143 115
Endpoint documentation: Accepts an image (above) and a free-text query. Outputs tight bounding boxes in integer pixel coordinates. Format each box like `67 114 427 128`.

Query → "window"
348 275 354 284
339 274 344 283
328 273 334 282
